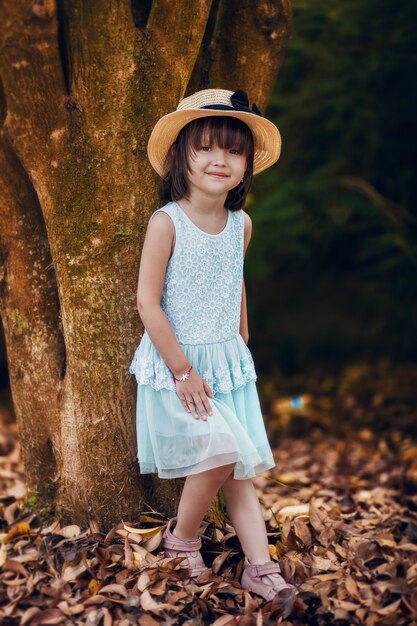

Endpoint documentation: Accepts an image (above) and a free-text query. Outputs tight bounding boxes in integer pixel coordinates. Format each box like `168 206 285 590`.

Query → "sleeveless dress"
129 200 276 479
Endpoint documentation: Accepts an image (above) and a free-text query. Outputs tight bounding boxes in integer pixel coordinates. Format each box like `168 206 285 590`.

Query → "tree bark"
0 0 292 531
188 0 292 107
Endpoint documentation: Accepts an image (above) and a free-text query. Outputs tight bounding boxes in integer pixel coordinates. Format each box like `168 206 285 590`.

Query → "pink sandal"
161 517 211 583
241 557 298 617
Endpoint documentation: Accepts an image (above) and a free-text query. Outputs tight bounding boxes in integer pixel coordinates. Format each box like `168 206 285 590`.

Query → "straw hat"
147 88 281 177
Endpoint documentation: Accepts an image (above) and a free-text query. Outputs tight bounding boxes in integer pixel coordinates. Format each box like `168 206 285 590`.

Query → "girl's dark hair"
159 116 255 211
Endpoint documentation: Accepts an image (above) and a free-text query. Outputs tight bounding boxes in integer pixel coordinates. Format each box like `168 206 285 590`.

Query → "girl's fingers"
184 394 199 420
200 393 213 417
179 394 191 415
177 378 213 420
203 382 214 397
177 388 194 417
194 394 208 421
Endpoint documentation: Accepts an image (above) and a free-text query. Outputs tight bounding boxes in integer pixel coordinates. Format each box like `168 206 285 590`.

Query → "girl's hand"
175 369 214 420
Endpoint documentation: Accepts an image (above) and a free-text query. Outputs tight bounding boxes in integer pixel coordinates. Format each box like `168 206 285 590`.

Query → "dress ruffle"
129 331 257 395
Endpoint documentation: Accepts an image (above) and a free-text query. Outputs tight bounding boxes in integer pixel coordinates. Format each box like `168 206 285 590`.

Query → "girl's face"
186 133 247 197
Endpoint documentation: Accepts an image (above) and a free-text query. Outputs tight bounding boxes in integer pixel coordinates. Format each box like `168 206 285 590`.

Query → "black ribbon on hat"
200 89 263 117
230 90 263 116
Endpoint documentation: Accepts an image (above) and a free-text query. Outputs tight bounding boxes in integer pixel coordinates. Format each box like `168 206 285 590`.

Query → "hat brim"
147 108 281 177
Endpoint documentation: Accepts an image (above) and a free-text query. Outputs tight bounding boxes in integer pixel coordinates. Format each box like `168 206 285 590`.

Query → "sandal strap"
161 517 202 552
162 535 202 551
248 561 282 576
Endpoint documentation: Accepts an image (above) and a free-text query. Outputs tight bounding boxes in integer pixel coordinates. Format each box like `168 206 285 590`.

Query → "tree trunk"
0 0 292 531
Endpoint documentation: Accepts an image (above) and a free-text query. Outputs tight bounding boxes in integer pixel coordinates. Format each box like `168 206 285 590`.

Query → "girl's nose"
211 148 227 164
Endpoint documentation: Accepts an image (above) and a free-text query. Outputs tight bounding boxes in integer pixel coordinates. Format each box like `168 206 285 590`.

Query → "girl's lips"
207 172 228 178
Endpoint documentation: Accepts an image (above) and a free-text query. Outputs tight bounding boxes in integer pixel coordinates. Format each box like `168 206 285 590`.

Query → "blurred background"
244 0 417 434
1 0 416 433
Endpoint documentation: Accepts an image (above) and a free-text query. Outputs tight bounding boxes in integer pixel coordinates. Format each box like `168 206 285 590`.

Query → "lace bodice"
155 201 244 345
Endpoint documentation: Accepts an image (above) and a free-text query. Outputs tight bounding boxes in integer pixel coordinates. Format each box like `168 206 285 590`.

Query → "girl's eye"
199 145 241 154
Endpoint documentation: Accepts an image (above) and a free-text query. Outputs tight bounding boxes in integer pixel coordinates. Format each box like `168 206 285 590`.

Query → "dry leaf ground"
1 371 417 626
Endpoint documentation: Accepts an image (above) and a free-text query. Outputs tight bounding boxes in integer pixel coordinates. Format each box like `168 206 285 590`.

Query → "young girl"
129 89 298 615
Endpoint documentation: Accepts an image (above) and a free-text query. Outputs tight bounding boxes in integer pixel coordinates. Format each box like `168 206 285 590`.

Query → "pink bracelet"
173 365 193 383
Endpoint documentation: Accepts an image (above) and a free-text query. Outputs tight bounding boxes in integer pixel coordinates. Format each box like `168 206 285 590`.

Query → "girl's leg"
220 474 270 563
221 474 297 614
173 463 235 540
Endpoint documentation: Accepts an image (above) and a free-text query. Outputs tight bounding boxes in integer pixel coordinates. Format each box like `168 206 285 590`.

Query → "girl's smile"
206 172 229 178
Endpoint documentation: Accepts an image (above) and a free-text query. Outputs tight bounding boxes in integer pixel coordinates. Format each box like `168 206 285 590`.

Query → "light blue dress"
129 200 276 479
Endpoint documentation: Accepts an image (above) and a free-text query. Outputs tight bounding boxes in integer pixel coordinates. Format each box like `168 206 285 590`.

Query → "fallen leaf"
88 578 100 595
140 589 179 614
60 525 81 539
1 522 31 543
122 523 165 541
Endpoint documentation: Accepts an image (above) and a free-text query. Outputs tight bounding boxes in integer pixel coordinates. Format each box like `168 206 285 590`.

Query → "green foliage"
247 0 417 373
23 491 39 508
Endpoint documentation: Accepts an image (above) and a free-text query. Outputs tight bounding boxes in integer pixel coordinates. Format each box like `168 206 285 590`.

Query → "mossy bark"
0 0 292 531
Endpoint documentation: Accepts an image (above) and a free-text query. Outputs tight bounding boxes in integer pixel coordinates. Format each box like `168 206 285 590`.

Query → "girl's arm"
240 280 249 344
136 211 213 419
240 211 252 344
136 212 191 377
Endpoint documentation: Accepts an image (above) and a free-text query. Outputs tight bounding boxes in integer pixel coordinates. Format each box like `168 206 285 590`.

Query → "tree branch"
58 0 137 120
0 122 65 504
188 0 292 110
0 0 67 160
143 0 212 99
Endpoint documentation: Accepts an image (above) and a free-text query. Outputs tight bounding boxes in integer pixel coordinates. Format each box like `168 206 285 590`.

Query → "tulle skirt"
130 332 276 479
135 379 275 479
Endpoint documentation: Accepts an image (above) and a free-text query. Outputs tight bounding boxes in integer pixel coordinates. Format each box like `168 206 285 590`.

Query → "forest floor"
0 360 416 626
